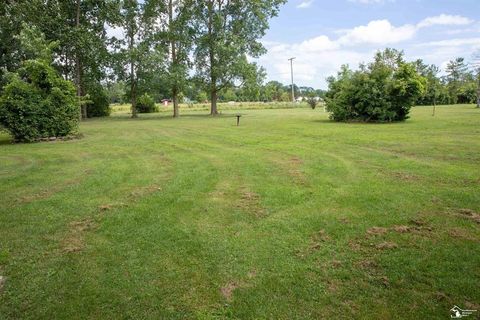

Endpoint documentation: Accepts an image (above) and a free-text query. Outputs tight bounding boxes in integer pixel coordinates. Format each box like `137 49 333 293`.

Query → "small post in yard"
288 57 296 103
236 114 241 126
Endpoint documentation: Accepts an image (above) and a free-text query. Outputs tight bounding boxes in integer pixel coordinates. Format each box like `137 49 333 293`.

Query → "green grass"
0 105 479 319
111 101 312 114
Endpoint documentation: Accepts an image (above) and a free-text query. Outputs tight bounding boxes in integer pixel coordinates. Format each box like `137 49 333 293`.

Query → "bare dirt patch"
365 222 432 237
409 218 427 226
97 203 128 213
389 171 420 182
339 217 351 224
236 189 266 218
378 276 390 287
326 279 341 293
129 184 162 199
0 276 6 293
61 218 96 253
448 228 478 241
247 269 257 279
221 281 239 301
270 154 307 185
376 167 420 182
331 259 342 268
348 240 362 251
366 227 388 236
310 229 331 248
465 301 480 311
289 156 303 165
220 269 257 301
296 229 331 258
391 225 411 233
433 291 450 302
99 204 113 211
17 177 86 205
457 208 480 224
357 259 379 271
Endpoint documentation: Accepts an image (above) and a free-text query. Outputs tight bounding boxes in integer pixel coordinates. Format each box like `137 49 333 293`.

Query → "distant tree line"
414 57 480 106
105 79 326 104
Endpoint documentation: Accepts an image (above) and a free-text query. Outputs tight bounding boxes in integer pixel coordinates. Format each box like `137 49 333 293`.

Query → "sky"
257 0 480 89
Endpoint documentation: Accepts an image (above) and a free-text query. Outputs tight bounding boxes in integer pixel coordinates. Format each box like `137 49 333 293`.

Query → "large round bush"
0 60 79 142
326 49 425 122
136 93 158 113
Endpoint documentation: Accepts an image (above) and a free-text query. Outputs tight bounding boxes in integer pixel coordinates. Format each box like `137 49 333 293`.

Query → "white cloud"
418 37 480 47
297 0 314 9
338 20 417 45
295 35 339 52
417 14 474 28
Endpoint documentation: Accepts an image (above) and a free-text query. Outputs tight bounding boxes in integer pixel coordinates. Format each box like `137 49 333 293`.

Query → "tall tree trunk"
169 0 179 118
210 83 218 115
130 65 137 118
207 0 218 115
75 0 87 119
172 88 179 117
131 79 137 118
129 32 137 118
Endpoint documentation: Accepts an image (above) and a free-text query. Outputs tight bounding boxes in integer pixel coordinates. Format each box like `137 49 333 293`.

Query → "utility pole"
288 57 296 103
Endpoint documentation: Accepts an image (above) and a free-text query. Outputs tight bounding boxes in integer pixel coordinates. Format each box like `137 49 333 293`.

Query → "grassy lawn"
0 105 479 319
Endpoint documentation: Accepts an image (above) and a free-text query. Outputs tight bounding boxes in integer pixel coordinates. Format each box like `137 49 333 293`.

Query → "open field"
111 101 313 114
0 105 479 319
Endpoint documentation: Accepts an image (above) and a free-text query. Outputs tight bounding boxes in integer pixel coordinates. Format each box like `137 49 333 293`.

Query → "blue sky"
257 0 480 89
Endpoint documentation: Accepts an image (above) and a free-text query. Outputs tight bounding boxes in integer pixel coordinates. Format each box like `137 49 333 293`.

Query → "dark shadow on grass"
311 118 412 125
0 137 12 145
0 131 12 145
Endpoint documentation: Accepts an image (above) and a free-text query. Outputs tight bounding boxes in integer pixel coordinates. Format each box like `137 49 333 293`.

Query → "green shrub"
86 85 111 117
326 49 425 122
0 60 78 142
306 93 319 109
136 93 158 113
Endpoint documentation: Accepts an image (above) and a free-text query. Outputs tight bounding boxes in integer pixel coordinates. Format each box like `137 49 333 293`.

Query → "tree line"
0 0 286 119
105 80 326 105
414 57 480 107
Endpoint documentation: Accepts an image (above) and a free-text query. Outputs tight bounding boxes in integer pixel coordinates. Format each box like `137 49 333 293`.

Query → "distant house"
296 96 322 102
161 99 171 106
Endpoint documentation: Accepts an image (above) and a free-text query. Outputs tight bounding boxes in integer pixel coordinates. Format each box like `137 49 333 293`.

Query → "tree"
0 1 40 92
445 57 469 104
0 0 118 119
0 28 78 142
306 92 319 109
113 0 164 118
326 49 425 122
262 81 286 101
41 0 117 119
160 0 193 117
192 0 286 115
414 59 442 114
